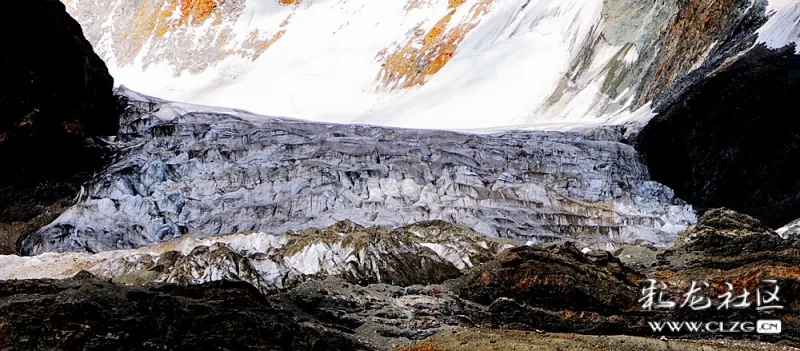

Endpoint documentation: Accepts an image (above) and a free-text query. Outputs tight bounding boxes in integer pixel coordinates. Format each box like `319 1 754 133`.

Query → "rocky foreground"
3 208 800 350
0 277 370 351
399 329 800 351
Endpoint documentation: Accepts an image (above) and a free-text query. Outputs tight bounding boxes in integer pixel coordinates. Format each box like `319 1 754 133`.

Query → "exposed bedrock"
0 0 120 254
18 89 695 255
635 44 800 228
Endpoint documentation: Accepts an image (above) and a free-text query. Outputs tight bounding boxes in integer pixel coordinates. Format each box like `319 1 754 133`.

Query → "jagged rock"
655 208 794 269
672 208 776 246
458 243 645 314
1 221 512 291
643 209 800 345
635 44 800 228
0 0 119 255
275 280 487 349
17 88 695 255
0 277 372 351
6 212 800 348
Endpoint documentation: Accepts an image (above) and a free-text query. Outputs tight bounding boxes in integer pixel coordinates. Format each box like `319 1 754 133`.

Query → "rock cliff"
0 0 119 254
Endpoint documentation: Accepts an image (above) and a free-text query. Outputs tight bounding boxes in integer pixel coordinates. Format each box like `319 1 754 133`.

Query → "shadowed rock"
458 243 645 313
0 276 371 350
0 0 120 255
635 44 800 228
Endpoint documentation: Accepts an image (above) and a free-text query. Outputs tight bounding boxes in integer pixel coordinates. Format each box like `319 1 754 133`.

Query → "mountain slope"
61 0 800 130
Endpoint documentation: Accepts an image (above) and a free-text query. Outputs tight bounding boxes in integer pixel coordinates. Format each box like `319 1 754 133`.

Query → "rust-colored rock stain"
378 0 496 90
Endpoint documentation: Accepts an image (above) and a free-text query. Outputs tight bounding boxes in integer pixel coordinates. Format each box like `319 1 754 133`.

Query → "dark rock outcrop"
653 208 800 288
0 0 116 141
458 243 645 314
0 0 119 254
0 275 371 351
640 209 800 344
634 44 800 228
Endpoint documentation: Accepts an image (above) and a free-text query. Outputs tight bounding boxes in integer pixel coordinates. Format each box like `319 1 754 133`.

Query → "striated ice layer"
19 88 695 255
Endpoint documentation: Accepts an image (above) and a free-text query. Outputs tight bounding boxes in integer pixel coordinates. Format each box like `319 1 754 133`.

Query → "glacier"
18 88 695 255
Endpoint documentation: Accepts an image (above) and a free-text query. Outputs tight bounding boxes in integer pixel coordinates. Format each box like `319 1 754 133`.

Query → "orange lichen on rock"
640 0 737 105
243 29 286 60
155 1 180 37
379 0 497 90
424 11 454 46
130 0 218 42
467 0 494 19
279 0 300 5
448 0 466 9
180 0 219 25
426 23 475 75
379 12 456 88
122 0 179 64
214 27 235 53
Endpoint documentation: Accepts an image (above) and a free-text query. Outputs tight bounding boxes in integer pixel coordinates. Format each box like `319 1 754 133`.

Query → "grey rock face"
19 88 695 255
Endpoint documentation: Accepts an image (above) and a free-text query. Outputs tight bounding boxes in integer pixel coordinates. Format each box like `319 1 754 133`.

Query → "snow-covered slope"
759 0 800 52
61 0 799 130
